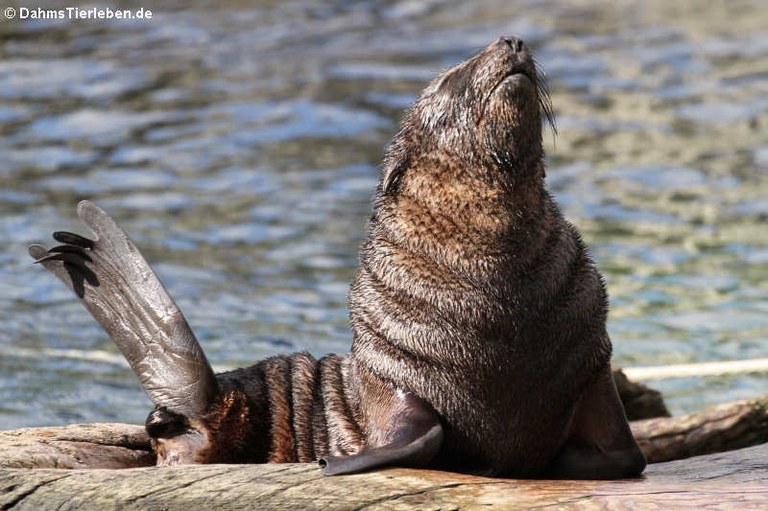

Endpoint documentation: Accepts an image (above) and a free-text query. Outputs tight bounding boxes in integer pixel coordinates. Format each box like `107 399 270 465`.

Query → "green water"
0 0 766 427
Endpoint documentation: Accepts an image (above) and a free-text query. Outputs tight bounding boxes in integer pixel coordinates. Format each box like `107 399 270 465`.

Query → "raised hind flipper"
319 391 443 475
29 200 220 420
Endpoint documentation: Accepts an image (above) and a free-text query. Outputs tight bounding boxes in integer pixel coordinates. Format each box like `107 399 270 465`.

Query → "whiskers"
533 56 557 138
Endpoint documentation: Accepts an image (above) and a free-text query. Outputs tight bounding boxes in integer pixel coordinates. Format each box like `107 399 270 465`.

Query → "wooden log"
631 394 768 463
0 396 765 509
1 395 765 471
0 444 766 510
0 423 152 470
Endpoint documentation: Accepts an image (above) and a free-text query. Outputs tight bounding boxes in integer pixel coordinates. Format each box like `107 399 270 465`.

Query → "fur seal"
30 36 645 478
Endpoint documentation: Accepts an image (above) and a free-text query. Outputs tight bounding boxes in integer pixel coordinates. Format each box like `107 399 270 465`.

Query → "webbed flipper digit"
29 200 220 419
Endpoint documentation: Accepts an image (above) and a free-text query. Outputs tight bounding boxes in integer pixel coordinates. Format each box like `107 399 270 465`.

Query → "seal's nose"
500 36 526 53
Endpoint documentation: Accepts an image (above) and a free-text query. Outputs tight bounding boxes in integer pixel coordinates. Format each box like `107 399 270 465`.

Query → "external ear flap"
380 139 409 195
380 158 408 195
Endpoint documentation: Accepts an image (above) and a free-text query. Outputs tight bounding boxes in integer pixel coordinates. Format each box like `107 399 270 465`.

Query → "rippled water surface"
1 0 766 428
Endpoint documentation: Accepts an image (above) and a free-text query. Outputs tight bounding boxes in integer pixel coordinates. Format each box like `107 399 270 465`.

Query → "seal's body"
31 36 645 478
345 35 638 477
351 188 612 475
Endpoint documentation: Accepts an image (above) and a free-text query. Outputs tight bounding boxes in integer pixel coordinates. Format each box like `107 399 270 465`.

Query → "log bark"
0 444 766 510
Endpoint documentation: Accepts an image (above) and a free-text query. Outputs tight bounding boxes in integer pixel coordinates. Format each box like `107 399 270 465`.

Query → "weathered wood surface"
0 423 152 470
1 393 765 509
2 394 765 471
1 444 766 510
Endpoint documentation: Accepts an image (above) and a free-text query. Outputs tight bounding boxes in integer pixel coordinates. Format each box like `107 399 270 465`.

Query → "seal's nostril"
502 36 525 53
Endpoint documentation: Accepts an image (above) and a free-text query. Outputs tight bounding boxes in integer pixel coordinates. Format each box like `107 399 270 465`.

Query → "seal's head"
382 36 555 193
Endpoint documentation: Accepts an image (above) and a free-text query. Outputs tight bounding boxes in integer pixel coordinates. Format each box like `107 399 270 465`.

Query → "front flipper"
545 365 647 479
319 391 443 476
29 200 220 420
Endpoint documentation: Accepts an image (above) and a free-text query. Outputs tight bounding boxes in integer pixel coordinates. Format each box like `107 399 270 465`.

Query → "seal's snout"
500 36 526 53
490 35 533 78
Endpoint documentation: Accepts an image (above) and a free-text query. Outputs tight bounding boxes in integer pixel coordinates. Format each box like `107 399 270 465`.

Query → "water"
1 0 766 429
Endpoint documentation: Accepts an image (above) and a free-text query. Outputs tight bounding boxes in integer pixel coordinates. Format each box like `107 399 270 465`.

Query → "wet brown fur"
152 353 366 465
348 37 617 476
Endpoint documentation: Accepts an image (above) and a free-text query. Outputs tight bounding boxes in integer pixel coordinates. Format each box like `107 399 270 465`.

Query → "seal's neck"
398 154 547 230
373 154 553 275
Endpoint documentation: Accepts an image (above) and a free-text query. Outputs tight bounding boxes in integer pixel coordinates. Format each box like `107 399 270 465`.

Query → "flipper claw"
52 230 95 249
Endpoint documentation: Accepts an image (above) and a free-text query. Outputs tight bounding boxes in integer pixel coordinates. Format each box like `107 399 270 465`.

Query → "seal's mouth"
491 66 535 96
502 71 534 88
